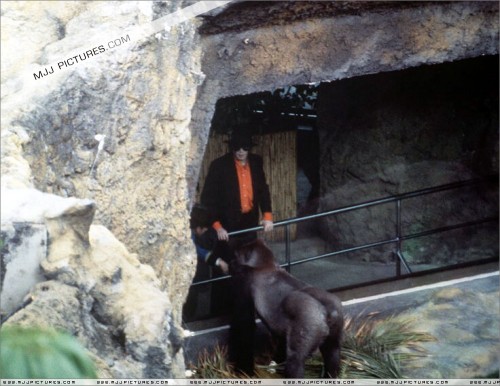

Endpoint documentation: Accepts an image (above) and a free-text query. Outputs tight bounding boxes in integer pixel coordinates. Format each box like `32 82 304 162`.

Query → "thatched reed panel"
196 131 297 241
195 134 230 200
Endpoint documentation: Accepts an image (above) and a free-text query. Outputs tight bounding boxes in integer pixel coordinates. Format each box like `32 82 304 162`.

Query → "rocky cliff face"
1 0 201 377
1 189 184 377
3 1 201 282
316 56 499 264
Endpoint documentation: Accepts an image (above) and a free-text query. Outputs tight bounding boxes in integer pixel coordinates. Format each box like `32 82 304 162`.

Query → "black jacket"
201 153 272 232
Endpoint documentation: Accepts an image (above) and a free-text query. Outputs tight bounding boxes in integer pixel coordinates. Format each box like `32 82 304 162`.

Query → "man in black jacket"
201 131 274 269
200 130 274 374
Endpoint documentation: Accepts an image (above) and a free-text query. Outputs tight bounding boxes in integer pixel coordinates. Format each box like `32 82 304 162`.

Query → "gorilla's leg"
273 335 287 365
283 299 325 378
319 334 342 378
284 349 306 378
284 325 323 378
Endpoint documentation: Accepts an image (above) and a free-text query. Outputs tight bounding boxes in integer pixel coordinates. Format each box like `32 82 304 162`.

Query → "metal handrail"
191 174 498 287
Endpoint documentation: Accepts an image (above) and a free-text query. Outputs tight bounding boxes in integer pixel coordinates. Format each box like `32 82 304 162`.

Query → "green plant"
0 325 97 379
340 314 435 379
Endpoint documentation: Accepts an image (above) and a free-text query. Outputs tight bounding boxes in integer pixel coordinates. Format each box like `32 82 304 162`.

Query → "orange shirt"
235 159 254 214
212 159 272 230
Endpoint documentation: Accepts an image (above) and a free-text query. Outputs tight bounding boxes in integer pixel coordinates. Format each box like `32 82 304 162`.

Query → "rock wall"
1 0 201 378
0 221 46 316
316 56 499 263
1 188 184 377
2 0 201 315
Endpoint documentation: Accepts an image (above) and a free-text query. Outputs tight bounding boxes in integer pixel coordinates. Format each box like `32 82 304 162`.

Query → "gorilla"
231 239 344 378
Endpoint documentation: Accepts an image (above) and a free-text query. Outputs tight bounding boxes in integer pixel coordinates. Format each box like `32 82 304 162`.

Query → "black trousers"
228 211 259 245
228 271 256 375
221 211 259 374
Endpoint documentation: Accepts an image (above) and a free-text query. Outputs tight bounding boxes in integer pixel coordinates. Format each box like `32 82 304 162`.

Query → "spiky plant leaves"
340 314 435 379
0 325 97 379
341 349 403 378
191 313 435 379
191 345 244 379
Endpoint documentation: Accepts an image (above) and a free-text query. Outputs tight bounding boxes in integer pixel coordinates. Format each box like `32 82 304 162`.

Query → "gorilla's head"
232 239 278 270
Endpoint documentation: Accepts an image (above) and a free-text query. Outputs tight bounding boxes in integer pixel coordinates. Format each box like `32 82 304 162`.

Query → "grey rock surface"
345 273 500 379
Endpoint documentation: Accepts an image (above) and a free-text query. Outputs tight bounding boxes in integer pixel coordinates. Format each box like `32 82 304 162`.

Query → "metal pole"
396 199 402 277
191 175 497 286
285 223 291 272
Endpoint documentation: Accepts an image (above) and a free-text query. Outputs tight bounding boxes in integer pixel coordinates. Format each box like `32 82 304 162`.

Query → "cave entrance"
185 55 498 327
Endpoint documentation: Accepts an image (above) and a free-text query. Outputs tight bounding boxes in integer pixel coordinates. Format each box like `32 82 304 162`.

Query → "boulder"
1 187 186 377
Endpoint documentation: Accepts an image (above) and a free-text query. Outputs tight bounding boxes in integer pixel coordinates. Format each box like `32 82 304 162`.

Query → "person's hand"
261 220 274 232
216 227 229 241
217 259 229 274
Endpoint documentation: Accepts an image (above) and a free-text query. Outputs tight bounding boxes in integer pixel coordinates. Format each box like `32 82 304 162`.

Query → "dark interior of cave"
183 54 499 327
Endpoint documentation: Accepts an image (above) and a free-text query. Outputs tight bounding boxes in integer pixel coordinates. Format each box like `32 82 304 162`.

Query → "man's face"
194 226 208 236
233 146 249 162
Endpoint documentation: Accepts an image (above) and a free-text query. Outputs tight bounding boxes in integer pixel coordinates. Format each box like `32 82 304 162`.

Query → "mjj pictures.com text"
33 35 130 80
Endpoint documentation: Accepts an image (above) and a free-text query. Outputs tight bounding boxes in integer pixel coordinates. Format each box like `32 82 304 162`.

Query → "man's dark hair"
189 204 212 229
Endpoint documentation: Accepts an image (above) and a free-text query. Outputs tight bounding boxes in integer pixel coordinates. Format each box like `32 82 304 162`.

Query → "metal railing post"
396 199 402 277
285 223 291 272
